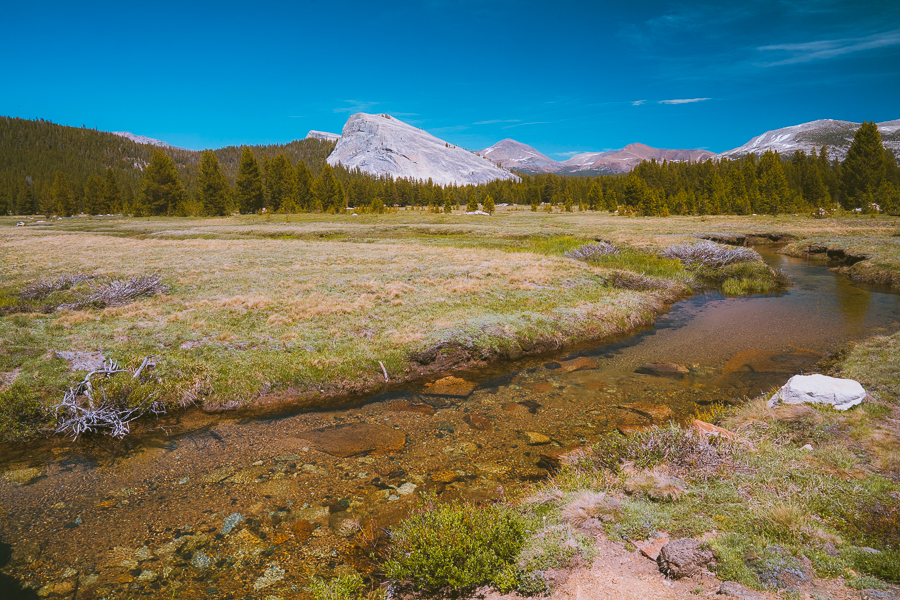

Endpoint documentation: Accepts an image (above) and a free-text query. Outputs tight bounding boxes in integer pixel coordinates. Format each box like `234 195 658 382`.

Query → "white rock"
768 374 866 411
327 113 519 186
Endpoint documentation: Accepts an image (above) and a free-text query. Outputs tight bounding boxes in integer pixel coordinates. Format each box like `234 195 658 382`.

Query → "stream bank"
0 248 899 599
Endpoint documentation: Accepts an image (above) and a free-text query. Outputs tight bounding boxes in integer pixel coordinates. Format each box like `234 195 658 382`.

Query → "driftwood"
660 240 759 269
564 242 620 261
51 356 164 439
57 274 168 311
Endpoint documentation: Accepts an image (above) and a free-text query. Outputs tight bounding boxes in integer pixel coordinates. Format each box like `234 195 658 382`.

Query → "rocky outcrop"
657 538 716 579
327 113 519 186
768 374 866 411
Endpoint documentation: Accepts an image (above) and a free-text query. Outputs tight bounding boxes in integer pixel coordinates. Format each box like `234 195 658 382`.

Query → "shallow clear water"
1 249 898 598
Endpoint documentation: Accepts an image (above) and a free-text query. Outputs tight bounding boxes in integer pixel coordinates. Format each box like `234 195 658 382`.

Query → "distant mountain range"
111 131 174 149
13 114 896 190
719 119 900 161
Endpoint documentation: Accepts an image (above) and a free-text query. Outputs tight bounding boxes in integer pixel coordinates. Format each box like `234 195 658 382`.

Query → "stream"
1 247 899 599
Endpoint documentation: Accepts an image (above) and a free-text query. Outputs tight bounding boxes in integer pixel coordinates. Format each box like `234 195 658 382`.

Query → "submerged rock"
2 467 42 485
768 374 866 411
389 401 436 415
557 357 598 373
221 512 244 535
635 363 690 377
297 423 406 457
424 376 478 397
618 402 674 424
464 413 494 431
519 431 551 445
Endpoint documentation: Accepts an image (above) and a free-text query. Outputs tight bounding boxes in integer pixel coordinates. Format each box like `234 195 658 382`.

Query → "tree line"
1 116 897 217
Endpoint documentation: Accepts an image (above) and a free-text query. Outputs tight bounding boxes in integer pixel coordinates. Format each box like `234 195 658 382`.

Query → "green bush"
846 548 900 584
383 500 526 593
0 380 44 441
308 573 383 600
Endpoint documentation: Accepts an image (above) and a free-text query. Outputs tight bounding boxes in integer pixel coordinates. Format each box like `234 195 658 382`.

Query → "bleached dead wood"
51 357 164 440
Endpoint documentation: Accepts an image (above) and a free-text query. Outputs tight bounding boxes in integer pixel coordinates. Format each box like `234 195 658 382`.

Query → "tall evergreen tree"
84 173 104 215
103 169 120 213
587 182 602 210
141 150 187 215
295 161 314 211
757 151 790 215
198 150 230 216
51 172 74 216
317 163 343 213
842 121 886 208
266 154 295 212
234 147 264 213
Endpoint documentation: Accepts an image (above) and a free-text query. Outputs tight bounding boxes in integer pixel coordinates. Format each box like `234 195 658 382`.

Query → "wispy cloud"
632 100 646 106
553 151 582 157
333 100 379 113
758 28 900 66
658 97 711 104
288 115 304 118
474 119 521 125
392 112 419 117
502 121 550 129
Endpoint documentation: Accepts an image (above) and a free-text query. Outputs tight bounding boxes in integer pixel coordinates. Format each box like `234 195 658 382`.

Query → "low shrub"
383 500 526 593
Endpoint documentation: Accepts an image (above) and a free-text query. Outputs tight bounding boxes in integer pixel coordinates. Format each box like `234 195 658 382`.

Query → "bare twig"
379 361 389 382
51 356 164 440
661 240 759 269
565 242 620 261
57 273 168 311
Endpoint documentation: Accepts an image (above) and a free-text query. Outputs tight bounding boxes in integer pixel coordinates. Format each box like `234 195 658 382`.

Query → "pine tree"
466 193 478 212
295 161 314 211
317 164 343 213
587 182 602 210
83 173 104 215
443 194 453 214
483 194 495 215
51 172 74 216
757 151 790 215
235 147 264 213
604 188 617 211
704 169 726 215
266 154 295 212
842 121 886 208
141 150 187 215
103 169 120 213
198 150 230 216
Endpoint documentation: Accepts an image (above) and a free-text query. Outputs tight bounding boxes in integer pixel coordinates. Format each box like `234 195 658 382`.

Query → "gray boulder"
657 538 715 579
768 374 865 411
717 581 764 599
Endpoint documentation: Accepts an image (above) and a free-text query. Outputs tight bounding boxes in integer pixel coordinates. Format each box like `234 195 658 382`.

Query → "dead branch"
565 242 620 261
51 356 165 440
660 240 759 269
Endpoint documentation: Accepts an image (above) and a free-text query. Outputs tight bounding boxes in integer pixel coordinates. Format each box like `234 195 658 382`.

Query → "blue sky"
2 0 898 155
